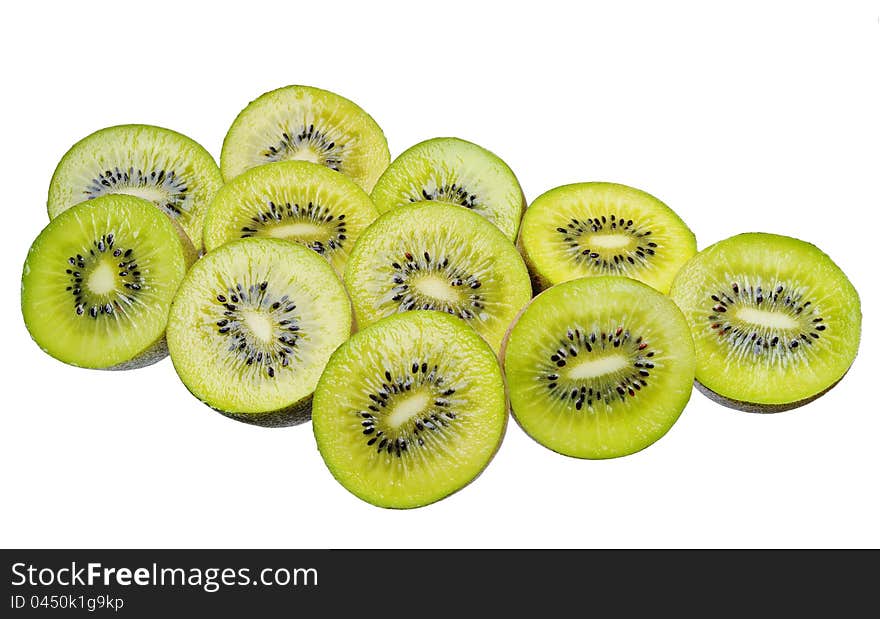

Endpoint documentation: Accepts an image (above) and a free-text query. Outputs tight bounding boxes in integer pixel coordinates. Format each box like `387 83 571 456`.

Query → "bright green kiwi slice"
220 85 390 191
202 160 378 273
22 194 192 369
344 202 532 353
503 277 695 459
669 233 861 412
518 182 696 293
48 124 222 248
370 137 525 241
313 311 507 508
167 238 352 426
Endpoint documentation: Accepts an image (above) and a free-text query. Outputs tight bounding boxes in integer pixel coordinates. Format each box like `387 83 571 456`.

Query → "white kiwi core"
566 354 630 381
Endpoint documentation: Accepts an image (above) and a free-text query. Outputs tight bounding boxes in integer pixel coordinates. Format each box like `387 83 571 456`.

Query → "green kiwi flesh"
166 238 352 426
202 160 378 273
48 124 222 248
220 85 390 191
22 195 191 369
518 182 696 293
503 276 695 459
669 232 861 412
344 202 532 353
313 311 507 508
370 137 525 241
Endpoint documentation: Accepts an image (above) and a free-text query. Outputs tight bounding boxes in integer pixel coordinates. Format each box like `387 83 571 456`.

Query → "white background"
1 1 877 549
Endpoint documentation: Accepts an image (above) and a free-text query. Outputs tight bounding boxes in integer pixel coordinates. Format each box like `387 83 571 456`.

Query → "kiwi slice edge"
22 194 191 369
313 310 507 509
669 232 861 412
502 276 696 459
370 136 526 241
220 84 390 192
166 237 352 426
518 182 696 294
202 160 378 274
47 124 222 249
344 201 532 354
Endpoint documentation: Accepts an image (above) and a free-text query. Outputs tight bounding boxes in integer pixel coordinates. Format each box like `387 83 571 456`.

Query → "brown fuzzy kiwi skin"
218 397 312 428
514 192 528 245
693 373 847 414
102 338 170 371
24 320 170 370
169 217 200 264
498 287 550 449
515 231 549 295
170 371 312 427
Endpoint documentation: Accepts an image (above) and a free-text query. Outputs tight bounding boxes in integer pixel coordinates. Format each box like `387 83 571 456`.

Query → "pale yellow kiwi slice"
220 85 390 192
48 124 222 249
370 137 525 241
167 239 352 426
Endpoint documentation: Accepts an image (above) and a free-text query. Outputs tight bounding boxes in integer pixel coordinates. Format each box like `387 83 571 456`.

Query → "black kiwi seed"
706 280 826 356
238 200 348 252
386 251 485 320
555 215 655 273
65 238 143 320
356 360 462 457
211 280 302 379
413 183 479 209
542 325 656 408
262 125 344 171
84 167 188 217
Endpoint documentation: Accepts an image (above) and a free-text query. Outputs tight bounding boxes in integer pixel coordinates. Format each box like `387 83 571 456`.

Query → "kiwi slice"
669 233 861 412
220 85 390 191
22 194 192 369
518 182 696 293
202 160 378 273
370 137 525 241
166 238 352 426
48 124 222 248
344 202 532 353
313 311 507 508
503 277 695 459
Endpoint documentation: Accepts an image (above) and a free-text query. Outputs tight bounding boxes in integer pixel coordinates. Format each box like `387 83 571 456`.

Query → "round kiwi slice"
220 85 390 191
518 182 697 293
48 124 222 248
370 137 525 241
669 233 861 412
344 202 532 353
166 238 352 426
22 194 192 370
202 160 378 273
503 277 695 459
313 311 507 509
